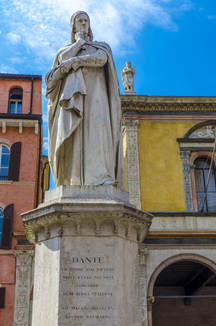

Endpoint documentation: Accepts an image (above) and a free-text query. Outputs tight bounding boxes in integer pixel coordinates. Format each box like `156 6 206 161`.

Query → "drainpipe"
29 76 34 114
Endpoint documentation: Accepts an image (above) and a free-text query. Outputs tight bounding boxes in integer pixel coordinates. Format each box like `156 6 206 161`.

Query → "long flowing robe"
45 40 122 187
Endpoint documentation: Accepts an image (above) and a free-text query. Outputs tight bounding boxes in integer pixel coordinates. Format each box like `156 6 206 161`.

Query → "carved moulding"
139 248 148 326
123 120 141 209
121 96 216 113
13 251 34 326
22 200 153 244
180 150 193 212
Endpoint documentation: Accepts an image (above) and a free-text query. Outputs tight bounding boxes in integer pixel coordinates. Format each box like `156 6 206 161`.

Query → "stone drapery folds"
45 11 122 188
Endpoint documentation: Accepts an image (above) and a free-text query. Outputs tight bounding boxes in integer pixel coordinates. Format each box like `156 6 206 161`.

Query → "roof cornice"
121 95 216 113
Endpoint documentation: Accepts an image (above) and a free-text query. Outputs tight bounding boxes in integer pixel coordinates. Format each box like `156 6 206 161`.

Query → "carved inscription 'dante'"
60 255 115 323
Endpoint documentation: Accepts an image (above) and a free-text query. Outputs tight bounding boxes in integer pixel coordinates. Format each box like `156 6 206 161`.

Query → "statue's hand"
75 32 85 42
60 59 73 74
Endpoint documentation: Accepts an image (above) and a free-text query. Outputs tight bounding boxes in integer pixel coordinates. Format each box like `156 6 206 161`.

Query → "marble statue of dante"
45 11 122 187
122 61 135 92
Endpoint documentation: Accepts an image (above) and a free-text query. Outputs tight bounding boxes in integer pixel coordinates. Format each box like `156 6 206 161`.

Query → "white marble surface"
44 185 130 204
32 222 142 325
122 61 136 94
22 187 153 326
46 11 122 188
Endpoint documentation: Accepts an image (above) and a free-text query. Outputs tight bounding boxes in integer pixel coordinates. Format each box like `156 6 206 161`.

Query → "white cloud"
10 56 27 64
43 113 48 123
43 140 48 151
179 1 195 12
0 64 19 74
0 0 188 62
6 32 21 43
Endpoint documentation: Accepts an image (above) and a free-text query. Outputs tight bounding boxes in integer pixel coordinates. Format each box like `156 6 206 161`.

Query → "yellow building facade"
122 95 216 326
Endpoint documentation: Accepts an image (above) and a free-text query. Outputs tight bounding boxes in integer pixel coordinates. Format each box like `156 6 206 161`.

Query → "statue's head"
71 11 93 43
126 61 131 68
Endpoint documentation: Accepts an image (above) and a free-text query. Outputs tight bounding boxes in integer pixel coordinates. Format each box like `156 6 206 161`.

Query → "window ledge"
0 118 39 134
0 181 35 185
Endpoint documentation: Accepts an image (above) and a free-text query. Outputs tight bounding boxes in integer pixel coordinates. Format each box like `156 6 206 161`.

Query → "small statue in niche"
122 61 136 94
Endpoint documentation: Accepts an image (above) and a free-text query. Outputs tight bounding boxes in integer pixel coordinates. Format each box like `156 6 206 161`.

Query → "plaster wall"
138 121 200 211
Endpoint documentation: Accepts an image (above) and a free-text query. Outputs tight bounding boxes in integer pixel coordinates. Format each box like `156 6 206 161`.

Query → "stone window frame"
177 120 216 212
8 87 23 114
0 140 12 181
190 151 216 212
0 140 22 182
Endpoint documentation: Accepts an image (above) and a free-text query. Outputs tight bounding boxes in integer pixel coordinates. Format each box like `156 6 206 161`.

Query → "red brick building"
0 73 44 325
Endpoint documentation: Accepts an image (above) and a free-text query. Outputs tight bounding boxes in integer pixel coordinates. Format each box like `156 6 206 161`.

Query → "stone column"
180 150 193 212
13 250 34 326
139 248 148 326
124 120 141 209
22 185 152 326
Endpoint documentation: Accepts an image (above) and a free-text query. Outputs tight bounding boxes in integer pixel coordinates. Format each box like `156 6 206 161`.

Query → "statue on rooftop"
45 11 122 188
122 61 136 94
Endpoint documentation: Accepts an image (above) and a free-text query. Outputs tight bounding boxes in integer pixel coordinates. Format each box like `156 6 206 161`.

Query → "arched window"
0 145 10 180
194 157 216 212
9 88 23 114
0 209 3 245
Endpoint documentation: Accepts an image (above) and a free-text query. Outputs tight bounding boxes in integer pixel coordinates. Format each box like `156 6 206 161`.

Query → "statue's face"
74 14 90 34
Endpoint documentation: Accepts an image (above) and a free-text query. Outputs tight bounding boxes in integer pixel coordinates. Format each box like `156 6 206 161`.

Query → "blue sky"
0 0 215 187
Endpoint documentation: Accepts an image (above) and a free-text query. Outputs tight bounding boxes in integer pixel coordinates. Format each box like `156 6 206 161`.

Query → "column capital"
123 119 139 132
13 250 34 267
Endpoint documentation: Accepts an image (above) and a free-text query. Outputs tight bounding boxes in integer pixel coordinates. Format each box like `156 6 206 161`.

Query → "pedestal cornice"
22 200 152 244
22 186 153 245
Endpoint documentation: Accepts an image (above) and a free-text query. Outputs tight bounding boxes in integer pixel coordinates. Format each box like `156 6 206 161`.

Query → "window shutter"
0 204 14 249
0 287 6 308
8 142 21 181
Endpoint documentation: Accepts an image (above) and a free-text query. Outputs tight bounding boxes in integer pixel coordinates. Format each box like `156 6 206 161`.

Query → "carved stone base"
124 90 136 95
22 186 152 326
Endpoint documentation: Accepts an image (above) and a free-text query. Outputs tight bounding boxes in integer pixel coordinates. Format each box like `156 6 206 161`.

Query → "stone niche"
22 185 153 326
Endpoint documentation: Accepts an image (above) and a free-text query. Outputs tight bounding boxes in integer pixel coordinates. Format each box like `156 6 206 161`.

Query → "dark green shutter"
0 204 14 249
0 287 6 308
8 142 21 181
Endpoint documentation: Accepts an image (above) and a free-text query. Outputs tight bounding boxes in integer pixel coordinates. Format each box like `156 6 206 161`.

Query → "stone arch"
8 85 23 92
147 253 216 297
190 151 216 165
0 138 12 148
184 120 216 139
0 202 6 210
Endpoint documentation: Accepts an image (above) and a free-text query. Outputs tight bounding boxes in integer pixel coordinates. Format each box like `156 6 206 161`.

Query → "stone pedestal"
22 186 152 326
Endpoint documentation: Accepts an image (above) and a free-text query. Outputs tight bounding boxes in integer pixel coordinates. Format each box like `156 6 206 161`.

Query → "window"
0 209 3 245
9 88 23 114
0 145 10 180
194 158 216 212
178 121 216 212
